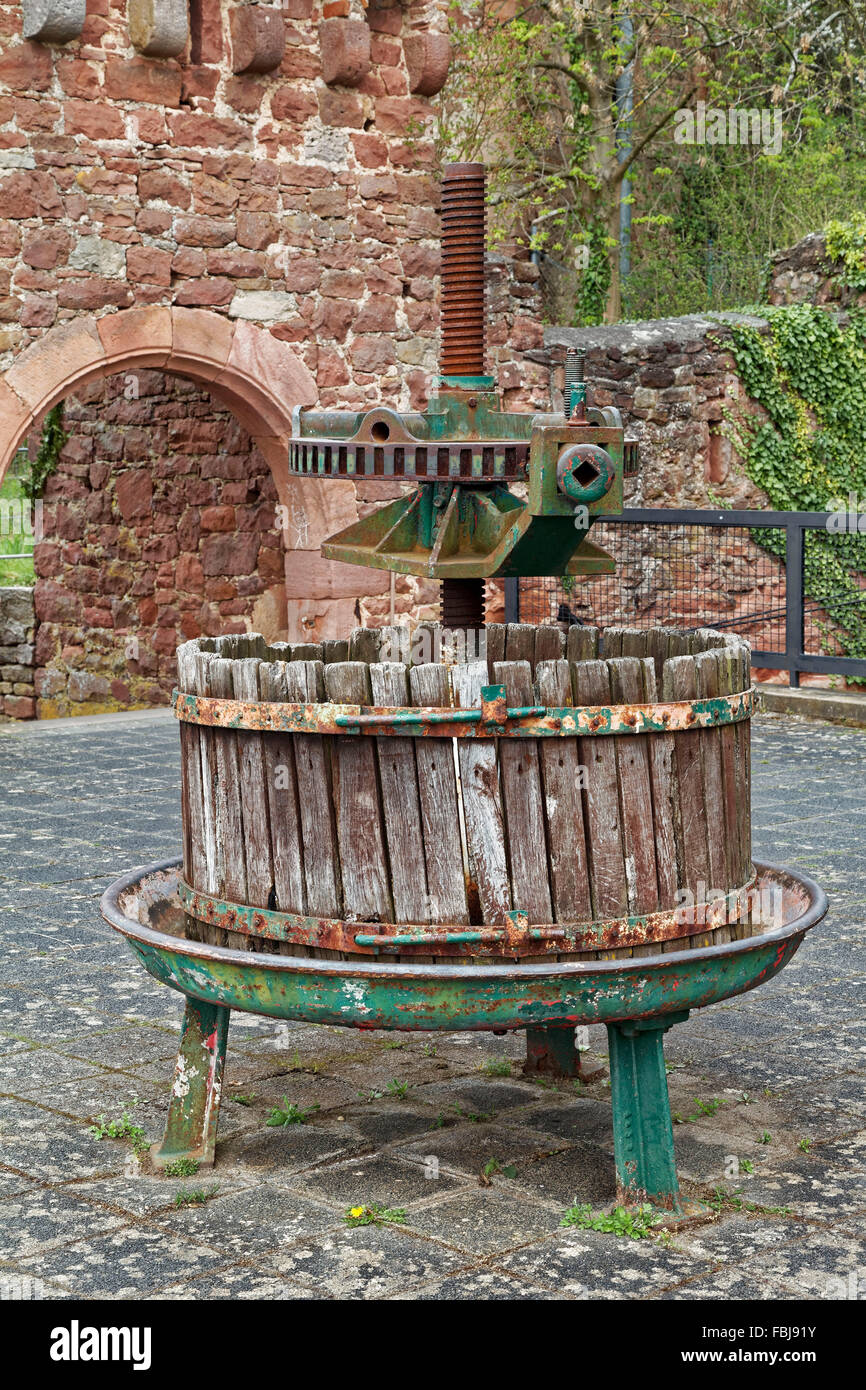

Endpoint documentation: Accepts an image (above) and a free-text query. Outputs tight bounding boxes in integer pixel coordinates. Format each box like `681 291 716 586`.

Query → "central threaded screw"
440 162 486 379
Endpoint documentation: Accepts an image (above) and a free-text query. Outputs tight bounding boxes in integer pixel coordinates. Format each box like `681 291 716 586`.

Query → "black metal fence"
507 508 866 688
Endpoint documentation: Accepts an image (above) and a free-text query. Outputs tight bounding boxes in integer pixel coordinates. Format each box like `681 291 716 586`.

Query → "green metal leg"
151 997 230 1170
606 1012 688 1211
523 1025 607 1083
524 1025 580 1078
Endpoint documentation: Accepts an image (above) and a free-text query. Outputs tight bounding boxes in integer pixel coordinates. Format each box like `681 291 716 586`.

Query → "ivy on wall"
824 213 866 295
19 404 67 505
724 303 866 669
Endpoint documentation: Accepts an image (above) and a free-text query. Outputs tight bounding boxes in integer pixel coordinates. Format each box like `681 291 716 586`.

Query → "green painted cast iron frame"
171 685 754 739
175 871 758 959
290 391 625 580
101 860 827 1209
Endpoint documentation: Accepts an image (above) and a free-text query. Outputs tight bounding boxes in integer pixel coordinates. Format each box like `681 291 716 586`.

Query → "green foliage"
344 1202 407 1229
174 1185 219 1207
574 221 612 327
20 404 67 504
725 305 866 669
265 1097 319 1126
825 213 866 293
0 472 34 586
561 1201 660 1240
163 1157 200 1177
90 1103 149 1156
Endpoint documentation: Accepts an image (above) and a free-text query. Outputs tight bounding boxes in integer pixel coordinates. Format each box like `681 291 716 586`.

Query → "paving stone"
265 1224 467 1298
294 1151 466 1207
407 1187 561 1255
151 1268 328 1299
0 1187 125 1259
18 1226 228 1297
497 1228 708 1298
151 1183 341 1256
388 1268 561 1299
397 1120 573 1179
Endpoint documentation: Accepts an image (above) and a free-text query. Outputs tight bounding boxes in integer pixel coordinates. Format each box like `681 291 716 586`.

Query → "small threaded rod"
441 577 485 630
440 162 486 378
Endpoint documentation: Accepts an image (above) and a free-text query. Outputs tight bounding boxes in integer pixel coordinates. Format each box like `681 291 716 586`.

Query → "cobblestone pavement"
0 709 862 1301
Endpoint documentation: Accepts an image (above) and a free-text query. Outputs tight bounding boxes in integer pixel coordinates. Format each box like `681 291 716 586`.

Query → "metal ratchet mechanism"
288 162 625 627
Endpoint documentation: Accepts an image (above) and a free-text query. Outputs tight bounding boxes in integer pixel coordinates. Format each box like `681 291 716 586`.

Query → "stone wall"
0 0 546 716
0 584 35 718
766 231 865 310
31 369 292 716
545 311 771 511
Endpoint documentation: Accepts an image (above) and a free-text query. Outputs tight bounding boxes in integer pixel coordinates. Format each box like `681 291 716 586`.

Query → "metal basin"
101 858 826 1033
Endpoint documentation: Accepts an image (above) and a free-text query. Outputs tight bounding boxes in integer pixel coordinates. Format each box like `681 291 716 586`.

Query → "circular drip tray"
101 859 827 1033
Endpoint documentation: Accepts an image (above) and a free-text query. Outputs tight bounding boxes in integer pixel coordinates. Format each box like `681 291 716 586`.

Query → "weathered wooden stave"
176 623 754 964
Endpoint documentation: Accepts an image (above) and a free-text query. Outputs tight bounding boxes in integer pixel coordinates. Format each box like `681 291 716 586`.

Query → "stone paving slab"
0 708 862 1301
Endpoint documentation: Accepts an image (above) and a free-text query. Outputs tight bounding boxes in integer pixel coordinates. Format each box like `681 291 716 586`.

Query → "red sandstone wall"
32 370 286 716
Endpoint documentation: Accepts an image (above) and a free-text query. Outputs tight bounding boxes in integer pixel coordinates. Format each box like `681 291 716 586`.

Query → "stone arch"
0 306 317 512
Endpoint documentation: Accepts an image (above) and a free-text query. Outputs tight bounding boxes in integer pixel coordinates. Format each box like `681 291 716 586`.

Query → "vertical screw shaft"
440 162 486 378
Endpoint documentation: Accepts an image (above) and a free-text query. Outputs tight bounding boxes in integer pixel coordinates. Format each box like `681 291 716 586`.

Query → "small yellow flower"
349 1206 365 1218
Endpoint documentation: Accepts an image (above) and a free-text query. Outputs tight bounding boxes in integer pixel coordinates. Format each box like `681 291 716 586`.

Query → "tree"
439 0 864 322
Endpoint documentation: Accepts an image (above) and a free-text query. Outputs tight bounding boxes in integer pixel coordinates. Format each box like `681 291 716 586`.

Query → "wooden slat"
452 660 511 924
640 652 680 918
484 622 506 680
408 663 469 926
369 662 431 924
291 641 323 662
493 660 552 923
572 660 629 944
348 628 383 664
175 641 199 890
608 657 660 959
504 622 536 667
322 639 349 664
208 656 249 950
287 662 345 957
664 653 712 950
601 627 625 658
533 625 565 665
232 658 274 911
323 662 393 922
193 650 221 904
534 658 592 925
259 662 307 930
694 649 731 945
566 624 598 665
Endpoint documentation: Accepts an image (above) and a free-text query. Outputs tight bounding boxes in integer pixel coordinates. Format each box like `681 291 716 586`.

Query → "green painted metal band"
177 872 758 957
172 686 753 739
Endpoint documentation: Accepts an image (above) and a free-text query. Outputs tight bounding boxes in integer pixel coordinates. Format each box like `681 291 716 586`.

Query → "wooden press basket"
174 622 756 965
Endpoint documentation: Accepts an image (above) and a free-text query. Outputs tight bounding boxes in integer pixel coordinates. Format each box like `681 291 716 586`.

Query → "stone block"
403 32 450 96
230 6 286 75
319 18 371 87
22 0 86 44
128 0 188 58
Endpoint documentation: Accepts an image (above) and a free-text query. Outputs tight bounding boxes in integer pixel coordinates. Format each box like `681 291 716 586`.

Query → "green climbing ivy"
723 304 866 670
19 403 67 504
574 221 612 328
824 214 866 295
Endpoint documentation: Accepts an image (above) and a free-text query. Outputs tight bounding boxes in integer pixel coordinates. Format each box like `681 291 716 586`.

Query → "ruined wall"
32 370 288 716
0 583 34 718
0 0 545 715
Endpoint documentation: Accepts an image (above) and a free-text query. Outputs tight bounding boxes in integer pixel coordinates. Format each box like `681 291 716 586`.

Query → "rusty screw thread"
440 162 486 379
441 577 486 630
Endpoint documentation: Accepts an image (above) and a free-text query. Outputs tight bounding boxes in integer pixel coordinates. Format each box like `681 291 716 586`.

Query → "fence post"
785 519 804 689
504 577 519 624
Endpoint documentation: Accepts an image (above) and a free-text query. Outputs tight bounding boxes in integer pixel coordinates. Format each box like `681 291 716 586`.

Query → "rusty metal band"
177 874 759 958
172 687 753 738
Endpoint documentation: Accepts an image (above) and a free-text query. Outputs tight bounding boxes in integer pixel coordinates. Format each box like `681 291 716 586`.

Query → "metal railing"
507 508 866 688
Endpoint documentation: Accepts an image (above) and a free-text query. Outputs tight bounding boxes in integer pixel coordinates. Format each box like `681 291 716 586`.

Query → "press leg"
523 1025 605 1082
151 997 230 1170
606 1012 688 1211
